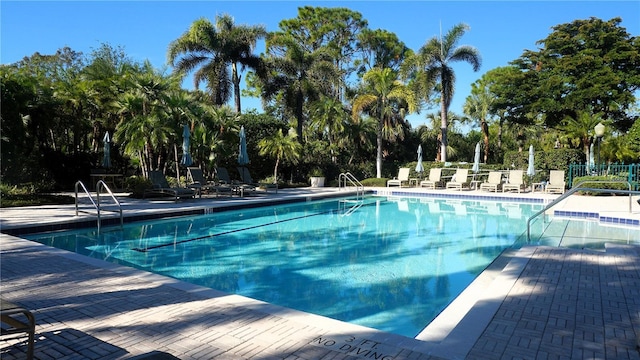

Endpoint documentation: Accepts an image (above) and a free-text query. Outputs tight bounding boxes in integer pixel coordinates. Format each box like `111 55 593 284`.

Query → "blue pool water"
24 196 541 337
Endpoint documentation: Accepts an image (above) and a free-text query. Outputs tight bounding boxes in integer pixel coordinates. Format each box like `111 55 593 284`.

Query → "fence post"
568 164 574 188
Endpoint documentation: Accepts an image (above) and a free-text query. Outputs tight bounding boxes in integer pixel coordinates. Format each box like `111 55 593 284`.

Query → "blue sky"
2 1 639 129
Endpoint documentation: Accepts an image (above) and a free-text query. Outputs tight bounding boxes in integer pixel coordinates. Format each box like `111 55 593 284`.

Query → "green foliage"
495 18 640 130
356 28 411 74
405 22 481 162
308 168 324 177
360 178 388 187
623 119 640 160
124 176 152 198
503 148 582 174
167 15 267 112
352 67 418 177
258 128 302 181
0 183 74 207
572 175 633 194
3 12 637 196
1 194 75 208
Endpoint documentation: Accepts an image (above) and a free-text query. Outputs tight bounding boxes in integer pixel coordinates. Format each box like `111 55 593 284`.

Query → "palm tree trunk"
498 118 503 150
295 90 304 143
274 157 280 181
376 119 383 178
482 120 489 163
232 63 242 114
435 132 442 162
139 151 148 178
440 97 448 162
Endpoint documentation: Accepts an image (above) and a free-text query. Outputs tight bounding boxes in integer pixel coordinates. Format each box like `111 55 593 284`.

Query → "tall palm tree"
309 95 347 163
261 34 339 142
413 23 481 162
560 109 607 162
167 15 266 113
113 64 177 174
425 111 460 161
463 80 495 163
189 103 239 176
258 128 302 182
343 116 376 166
352 67 417 178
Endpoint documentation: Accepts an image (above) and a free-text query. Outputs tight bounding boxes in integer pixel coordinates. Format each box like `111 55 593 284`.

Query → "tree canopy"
2 9 638 191
494 17 640 132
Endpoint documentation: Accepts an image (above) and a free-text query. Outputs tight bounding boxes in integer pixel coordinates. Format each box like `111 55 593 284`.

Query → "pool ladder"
526 179 638 242
75 180 123 233
338 172 365 199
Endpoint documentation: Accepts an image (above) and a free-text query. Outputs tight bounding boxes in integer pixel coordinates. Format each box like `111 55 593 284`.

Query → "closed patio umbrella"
527 145 535 177
238 126 249 167
471 142 480 173
102 131 111 169
415 144 424 174
180 124 193 166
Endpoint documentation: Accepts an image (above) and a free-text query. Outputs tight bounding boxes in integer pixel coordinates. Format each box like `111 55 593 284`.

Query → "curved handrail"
75 180 123 232
75 181 98 216
526 180 639 242
97 180 123 228
338 172 364 199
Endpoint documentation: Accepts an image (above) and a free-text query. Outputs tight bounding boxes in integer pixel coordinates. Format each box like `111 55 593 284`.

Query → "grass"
1 183 75 207
1 194 76 208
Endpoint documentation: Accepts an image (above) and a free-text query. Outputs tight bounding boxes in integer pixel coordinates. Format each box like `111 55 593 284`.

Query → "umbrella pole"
174 143 180 187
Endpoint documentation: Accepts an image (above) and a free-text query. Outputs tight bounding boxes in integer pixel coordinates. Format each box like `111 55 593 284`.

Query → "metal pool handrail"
339 172 364 199
97 180 123 229
75 180 123 232
526 180 639 242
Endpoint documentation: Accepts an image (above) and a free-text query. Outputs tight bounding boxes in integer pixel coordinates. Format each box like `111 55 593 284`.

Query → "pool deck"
1 187 640 359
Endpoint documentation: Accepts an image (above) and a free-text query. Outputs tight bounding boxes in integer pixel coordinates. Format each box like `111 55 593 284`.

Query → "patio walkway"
2 188 640 359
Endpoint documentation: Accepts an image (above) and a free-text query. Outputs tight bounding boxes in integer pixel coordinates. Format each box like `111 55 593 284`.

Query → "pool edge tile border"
0 233 439 357
415 246 535 359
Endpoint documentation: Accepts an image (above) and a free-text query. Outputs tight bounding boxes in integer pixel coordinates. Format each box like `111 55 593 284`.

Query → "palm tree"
352 67 417 178
167 15 266 113
343 117 376 166
261 34 339 142
113 64 177 174
309 95 347 163
463 80 495 163
258 128 302 182
560 109 607 162
413 23 481 162
425 111 460 161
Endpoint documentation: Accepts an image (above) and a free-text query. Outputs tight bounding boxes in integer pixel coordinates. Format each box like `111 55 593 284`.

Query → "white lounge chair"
479 171 502 192
420 168 442 189
502 170 524 193
445 169 469 190
545 170 566 194
387 168 411 187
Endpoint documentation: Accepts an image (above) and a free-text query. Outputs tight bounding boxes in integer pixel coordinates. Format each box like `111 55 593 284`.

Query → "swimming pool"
24 195 542 338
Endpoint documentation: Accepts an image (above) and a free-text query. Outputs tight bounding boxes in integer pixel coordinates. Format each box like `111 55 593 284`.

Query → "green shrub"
503 148 582 173
125 176 152 198
360 178 388 187
571 175 633 195
0 182 74 207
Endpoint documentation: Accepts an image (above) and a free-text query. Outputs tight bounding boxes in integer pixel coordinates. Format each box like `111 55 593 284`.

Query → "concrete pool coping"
2 187 640 359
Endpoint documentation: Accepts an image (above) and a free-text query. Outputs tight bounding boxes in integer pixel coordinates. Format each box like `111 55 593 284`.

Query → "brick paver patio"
2 188 640 359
